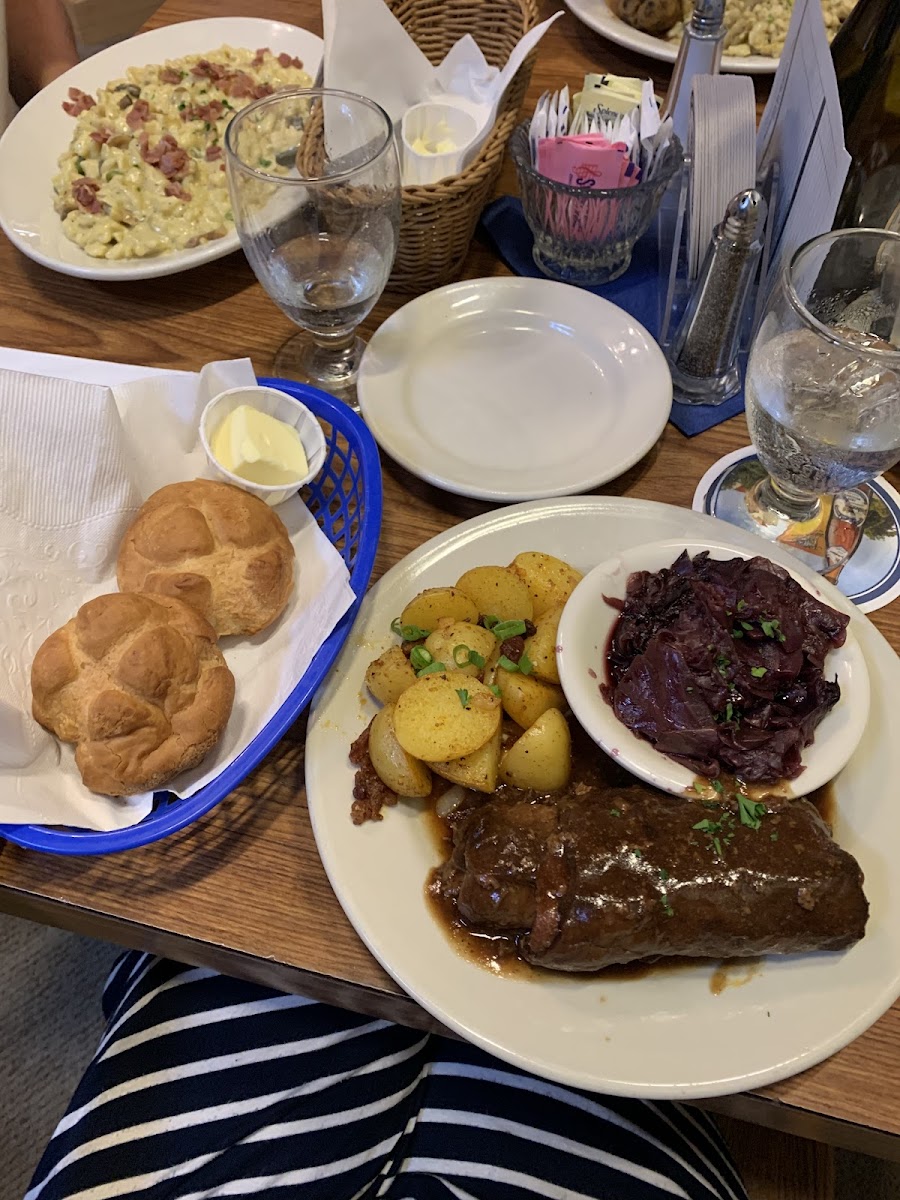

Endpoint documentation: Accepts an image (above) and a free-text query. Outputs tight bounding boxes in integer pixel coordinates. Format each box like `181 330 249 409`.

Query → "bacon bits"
158 66 182 84
89 126 113 145
125 98 151 129
62 88 96 117
181 99 225 123
164 181 192 201
205 144 223 161
72 179 103 213
139 132 190 180
251 48 270 67
190 59 227 82
277 52 304 69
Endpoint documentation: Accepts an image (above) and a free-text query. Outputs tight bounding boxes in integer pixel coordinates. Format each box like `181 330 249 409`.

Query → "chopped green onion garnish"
497 655 518 672
410 646 432 671
482 614 500 630
491 619 527 640
712 779 725 794
416 660 446 678
391 617 430 641
456 688 469 708
488 684 501 697
518 653 534 676
452 644 485 669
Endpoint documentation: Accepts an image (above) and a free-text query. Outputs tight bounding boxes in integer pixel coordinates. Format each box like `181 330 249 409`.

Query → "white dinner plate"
306 498 900 1099
357 278 672 502
0 18 323 281
564 0 779 75
557 537 870 799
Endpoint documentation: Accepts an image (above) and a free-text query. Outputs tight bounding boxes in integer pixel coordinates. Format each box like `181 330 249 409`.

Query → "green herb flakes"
738 794 767 829
750 666 767 678
456 688 470 709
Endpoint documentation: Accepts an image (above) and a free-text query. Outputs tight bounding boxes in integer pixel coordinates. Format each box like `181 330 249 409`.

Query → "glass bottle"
831 0 900 229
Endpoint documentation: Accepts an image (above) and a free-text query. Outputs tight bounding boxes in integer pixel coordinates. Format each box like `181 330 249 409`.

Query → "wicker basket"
386 0 539 293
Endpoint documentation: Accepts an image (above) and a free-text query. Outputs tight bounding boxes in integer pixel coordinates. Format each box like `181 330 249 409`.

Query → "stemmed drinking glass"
738 228 900 574
225 88 401 403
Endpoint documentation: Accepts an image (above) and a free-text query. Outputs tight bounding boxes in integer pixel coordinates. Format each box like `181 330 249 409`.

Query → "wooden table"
2 0 899 1165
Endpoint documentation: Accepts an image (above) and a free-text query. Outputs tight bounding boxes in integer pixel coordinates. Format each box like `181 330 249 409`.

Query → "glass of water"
225 88 401 402
743 228 900 559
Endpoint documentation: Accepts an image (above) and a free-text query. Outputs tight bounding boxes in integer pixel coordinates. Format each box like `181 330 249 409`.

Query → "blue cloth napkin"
477 196 746 437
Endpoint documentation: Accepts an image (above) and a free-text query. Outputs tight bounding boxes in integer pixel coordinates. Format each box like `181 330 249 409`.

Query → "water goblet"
225 88 401 404
737 228 900 575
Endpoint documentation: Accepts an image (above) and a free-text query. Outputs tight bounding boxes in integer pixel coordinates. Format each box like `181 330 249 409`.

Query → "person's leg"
28 952 432 1200
29 953 747 1200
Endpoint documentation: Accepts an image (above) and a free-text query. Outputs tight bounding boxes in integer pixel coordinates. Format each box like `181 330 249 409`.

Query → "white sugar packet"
0 354 354 830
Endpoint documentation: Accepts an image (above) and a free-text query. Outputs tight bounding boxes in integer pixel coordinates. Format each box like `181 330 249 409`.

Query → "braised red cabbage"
604 552 848 782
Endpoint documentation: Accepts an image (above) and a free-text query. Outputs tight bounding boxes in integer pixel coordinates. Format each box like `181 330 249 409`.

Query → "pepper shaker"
667 188 767 406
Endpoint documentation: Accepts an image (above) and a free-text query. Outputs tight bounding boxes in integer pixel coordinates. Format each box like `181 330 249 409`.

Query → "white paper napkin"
322 0 562 183
0 354 355 831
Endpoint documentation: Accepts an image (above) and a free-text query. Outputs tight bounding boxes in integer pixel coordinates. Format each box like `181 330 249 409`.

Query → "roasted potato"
499 708 572 791
365 645 417 706
393 671 502 762
496 666 566 730
400 587 479 633
424 621 496 678
614 0 681 36
431 725 502 793
368 705 433 798
509 552 583 618
524 603 564 684
455 566 534 622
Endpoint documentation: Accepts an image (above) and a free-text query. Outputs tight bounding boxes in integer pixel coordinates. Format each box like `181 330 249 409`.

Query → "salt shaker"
664 0 726 150
667 188 767 405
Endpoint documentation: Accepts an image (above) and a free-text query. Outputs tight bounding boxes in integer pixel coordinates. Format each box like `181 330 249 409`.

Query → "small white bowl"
401 101 479 185
200 385 327 507
556 537 870 798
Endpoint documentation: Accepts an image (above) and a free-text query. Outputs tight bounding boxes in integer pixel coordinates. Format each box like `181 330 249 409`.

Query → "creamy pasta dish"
52 46 312 260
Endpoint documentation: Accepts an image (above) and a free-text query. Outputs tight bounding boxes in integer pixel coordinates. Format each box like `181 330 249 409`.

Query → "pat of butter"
211 405 309 487
410 122 458 156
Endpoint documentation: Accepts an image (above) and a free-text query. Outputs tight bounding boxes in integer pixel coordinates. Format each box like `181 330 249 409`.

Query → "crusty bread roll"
31 592 235 797
116 479 295 636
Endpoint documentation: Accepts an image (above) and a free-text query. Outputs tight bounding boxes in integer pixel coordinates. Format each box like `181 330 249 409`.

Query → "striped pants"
27 953 748 1200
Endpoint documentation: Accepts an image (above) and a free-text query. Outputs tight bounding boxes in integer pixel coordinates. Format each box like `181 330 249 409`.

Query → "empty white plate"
357 277 672 502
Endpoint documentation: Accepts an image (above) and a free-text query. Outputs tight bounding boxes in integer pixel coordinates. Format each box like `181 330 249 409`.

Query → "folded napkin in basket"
0 356 354 831
322 0 562 184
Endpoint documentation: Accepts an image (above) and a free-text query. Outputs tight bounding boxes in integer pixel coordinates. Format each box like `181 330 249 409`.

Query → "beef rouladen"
428 747 868 973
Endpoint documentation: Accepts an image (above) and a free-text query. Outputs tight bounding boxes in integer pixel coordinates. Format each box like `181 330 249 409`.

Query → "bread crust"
31 592 235 796
117 480 295 636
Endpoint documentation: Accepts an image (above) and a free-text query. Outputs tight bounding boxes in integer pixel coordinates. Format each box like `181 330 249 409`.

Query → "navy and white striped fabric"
28 953 748 1200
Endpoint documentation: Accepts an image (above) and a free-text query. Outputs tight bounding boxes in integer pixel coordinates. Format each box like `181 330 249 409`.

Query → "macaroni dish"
665 0 856 57
53 46 312 260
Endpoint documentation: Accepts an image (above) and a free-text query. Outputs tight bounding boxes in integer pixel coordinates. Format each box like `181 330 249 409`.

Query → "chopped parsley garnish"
631 848 643 858
737 794 767 829
178 101 186 110
750 666 767 678
724 701 734 722
760 617 786 642
770 831 779 841
391 617 430 641
737 599 747 611
610 807 622 817
660 892 674 917
740 620 753 631
455 688 470 708
712 779 725 795
659 867 669 881
716 654 730 676
258 157 272 167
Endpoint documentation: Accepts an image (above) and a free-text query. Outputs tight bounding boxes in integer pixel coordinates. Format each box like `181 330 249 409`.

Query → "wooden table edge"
5 882 899 1157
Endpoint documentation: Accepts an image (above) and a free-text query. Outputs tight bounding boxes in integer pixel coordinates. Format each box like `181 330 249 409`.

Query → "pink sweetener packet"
536 135 628 189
